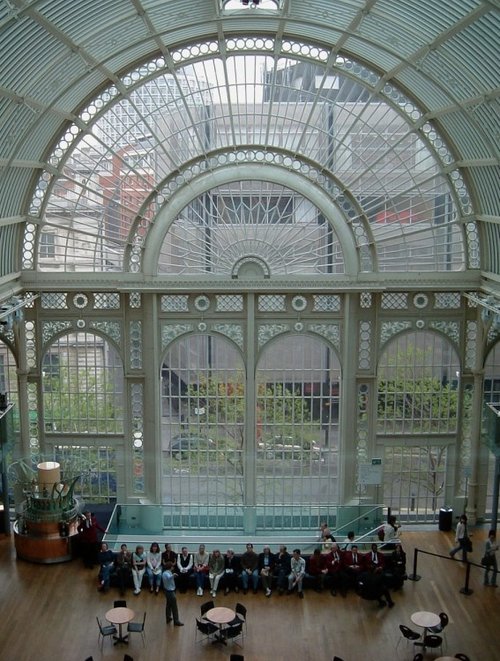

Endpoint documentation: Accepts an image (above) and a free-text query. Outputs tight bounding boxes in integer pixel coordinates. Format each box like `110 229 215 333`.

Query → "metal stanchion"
459 561 474 595
407 547 421 581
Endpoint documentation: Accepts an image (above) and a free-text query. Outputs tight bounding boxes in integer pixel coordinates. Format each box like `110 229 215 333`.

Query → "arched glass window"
29 46 471 275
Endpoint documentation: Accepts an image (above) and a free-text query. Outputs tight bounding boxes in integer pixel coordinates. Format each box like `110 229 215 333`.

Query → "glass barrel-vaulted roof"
28 49 473 275
0 0 498 289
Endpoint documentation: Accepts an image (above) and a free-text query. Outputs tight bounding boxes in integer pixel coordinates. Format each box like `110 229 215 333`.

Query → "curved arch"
256 329 342 371
160 329 245 366
41 327 123 362
145 162 360 276
23 40 471 275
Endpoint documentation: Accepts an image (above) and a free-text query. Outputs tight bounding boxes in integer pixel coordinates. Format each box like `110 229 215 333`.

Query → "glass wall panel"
42 332 124 434
161 334 245 506
377 330 460 435
378 330 460 519
383 444 447 522
484 341 500 513
256 334 340 506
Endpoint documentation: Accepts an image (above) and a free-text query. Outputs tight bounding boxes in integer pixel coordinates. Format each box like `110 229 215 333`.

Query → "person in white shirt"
342 531 355 551
380 515 401 550
176 546 193 593
449 514 469 562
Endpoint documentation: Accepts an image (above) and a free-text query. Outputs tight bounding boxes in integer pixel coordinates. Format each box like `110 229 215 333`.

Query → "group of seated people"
95 532 407 608
96 541 164 595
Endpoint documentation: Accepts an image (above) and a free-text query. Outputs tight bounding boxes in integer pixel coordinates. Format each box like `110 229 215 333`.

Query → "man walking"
162 561 184 627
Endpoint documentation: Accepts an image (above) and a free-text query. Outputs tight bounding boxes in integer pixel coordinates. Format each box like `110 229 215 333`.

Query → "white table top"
105 607 135 626
205 607 235 625
411 611 441 629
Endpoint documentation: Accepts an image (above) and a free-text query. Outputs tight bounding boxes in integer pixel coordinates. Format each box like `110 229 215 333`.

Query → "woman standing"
132 544 147 595
483 530 498 587
147 542 163 594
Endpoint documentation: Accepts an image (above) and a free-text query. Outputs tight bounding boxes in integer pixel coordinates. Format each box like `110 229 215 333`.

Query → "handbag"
464 536 473 553
481 554 494 566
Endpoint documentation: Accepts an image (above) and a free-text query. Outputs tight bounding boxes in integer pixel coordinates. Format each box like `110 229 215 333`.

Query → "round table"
205 606 236 645
411 610 441 630
435 657 460 661
410 611 441 652
105 606 135 645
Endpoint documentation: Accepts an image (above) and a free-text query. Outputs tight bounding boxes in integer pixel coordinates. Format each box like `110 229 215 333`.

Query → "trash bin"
439 507 453 531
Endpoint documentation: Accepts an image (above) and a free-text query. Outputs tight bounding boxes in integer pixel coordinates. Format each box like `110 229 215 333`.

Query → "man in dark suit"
343 544 363 590
325 543 347 596
363 542 385 574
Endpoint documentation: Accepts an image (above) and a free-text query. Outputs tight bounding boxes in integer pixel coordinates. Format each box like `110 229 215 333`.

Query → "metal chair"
430 611 448 631
195 617 218 644
223 620 243 647
230 602 247 634
127 611 146 646
423 634 443 655
96 616 117 649
397 624 421 651
200 600 215 618
429 611 449 644
113 599 127 608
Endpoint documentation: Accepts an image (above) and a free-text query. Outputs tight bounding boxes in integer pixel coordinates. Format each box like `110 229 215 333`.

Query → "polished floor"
0 527 498 661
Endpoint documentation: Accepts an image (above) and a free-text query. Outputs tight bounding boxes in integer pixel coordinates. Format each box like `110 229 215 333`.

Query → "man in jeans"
288 548 306 598
162 561 184 627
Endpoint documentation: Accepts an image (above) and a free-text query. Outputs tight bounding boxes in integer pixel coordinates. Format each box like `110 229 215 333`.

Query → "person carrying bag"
482 530 498 587
449 514 470 562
